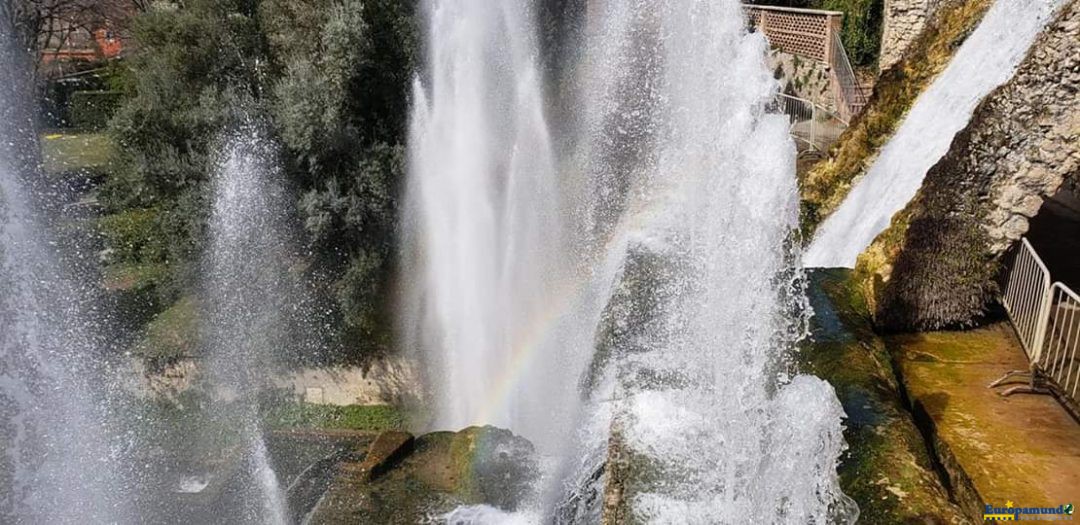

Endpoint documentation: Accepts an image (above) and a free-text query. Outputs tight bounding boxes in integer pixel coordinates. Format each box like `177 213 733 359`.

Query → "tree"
102 0 418 362
3 0 147 72
260 0 417 358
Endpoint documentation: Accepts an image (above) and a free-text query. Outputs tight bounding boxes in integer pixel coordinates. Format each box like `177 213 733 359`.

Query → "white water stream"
0 20 128 523
805 0 1065 268
203 127 294 524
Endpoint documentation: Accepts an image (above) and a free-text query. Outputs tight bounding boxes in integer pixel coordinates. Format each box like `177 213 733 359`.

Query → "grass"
40 131 114 175
264 403 406 432
103 261 169 292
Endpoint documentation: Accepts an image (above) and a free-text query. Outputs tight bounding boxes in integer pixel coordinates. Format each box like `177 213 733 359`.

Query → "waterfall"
202 126 294 524
403 0 566 433
0 19 128 523
804 0 1065 268
405 0 853 522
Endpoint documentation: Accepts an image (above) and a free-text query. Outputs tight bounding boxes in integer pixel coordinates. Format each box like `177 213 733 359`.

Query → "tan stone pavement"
888 323 1080 520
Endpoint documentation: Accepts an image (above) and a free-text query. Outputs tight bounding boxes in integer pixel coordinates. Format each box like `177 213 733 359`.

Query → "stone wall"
880 0 947 70
856 0 1079 331
127 354 421 406
769 48 838 112
272 358 420 406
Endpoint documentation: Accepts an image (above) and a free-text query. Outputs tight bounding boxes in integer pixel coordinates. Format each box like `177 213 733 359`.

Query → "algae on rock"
801 269 965 524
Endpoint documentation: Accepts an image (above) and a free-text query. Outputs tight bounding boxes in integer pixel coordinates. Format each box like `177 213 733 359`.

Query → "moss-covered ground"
264 403 406 432
886 325 1080 519
802 269 965 523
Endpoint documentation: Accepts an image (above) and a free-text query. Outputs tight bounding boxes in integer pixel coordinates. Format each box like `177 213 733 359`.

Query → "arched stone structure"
855 0 1079 331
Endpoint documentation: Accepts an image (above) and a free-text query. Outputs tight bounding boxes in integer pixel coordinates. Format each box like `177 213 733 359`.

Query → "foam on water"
443 505 541 525
805 0 1065 268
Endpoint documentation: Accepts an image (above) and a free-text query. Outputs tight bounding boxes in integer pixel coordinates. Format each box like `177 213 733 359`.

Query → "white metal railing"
769 93 849 152
829 33 869 122
1001 238 1052 359
992 237 1080 416
1039 284 1080 402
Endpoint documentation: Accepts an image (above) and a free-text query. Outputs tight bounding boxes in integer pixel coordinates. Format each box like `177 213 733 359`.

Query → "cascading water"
804 0 1065 268
201 125 294 524
0 18 128 524
406 0 854 522
552 1 854 522
403 0 567 434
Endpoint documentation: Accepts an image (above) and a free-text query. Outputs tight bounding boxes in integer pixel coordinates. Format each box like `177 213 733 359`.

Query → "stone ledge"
887 325 1080 521
358 430 415 481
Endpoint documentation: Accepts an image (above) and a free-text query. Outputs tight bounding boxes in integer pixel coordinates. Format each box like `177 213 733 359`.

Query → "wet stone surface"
802 269 966 524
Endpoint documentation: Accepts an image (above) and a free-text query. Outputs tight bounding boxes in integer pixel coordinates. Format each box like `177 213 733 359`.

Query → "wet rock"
802 269 967 524
306 426 537 524
358 431 414 481
857 1 1080 330
449 426 538 511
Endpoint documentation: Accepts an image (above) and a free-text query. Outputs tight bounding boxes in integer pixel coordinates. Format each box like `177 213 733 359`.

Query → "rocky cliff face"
880 0 945 70
857 0 1079 331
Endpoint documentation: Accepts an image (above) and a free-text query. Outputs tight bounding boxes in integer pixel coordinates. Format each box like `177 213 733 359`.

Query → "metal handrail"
992 237 1080 416
829 33 868 121
1001 238 1053 359
769 93 848 152
1038 283 1080 403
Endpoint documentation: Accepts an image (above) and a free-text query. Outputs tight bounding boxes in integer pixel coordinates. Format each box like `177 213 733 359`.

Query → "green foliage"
103 0 418 363
132 295 200 363
261 0 415 358
104 0 265 210
98 207 166 262
102 60 138 96
297 143 402 251
816 0 883 67
264 402 405 431
69 91 123 130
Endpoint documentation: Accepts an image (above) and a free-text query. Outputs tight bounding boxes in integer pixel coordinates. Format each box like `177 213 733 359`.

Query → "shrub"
98 207 166 262
817 0 884 68
104 0 418 364
70 91 123 129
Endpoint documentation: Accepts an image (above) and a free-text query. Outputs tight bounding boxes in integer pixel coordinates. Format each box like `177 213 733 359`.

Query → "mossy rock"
802 269 966 524
307 426 537 524
447 426 538 510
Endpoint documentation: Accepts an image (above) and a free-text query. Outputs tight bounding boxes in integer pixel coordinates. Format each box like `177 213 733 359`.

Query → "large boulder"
306 426 537 524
